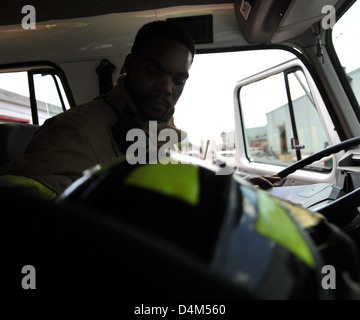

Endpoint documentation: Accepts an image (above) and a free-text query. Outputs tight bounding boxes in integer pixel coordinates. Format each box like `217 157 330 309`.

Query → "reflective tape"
255 190 315 268
123 163 199 205
0 175 56 200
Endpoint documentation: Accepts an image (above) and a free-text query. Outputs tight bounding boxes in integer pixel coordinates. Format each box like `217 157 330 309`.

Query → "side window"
33 72 71 124
0 68 71 124
239 67 332 170
0 71 30 123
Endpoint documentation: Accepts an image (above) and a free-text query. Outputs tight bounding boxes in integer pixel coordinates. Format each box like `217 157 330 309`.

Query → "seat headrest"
0 123 39 167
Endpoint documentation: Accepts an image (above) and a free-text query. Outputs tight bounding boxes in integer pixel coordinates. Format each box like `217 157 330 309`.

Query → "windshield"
174 49 295 163
332 0 360 106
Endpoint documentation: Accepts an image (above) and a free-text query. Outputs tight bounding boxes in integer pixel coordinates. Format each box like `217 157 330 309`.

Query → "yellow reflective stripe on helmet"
0 175 56 200
255 190 315 268
278 199 324 228
123 163 199 205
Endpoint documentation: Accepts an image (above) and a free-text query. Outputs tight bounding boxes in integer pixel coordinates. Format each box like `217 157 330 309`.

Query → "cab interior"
1 0 360 301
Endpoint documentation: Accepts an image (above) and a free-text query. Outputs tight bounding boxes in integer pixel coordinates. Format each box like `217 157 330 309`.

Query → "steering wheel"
276 136 360 224
277 136 360 179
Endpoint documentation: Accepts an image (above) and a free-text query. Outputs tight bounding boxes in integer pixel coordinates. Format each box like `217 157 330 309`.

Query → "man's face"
124 36 193 122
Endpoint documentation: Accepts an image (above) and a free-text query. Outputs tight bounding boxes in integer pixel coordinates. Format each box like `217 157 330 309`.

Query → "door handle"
291 138 305 150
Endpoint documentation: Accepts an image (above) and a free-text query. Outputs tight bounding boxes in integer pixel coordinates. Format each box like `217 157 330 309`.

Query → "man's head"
123 21 195 123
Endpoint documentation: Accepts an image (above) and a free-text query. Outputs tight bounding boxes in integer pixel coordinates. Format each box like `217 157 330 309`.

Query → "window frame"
234 57 341 185
0 61 75 124
284 66 304 161
239 65 333 172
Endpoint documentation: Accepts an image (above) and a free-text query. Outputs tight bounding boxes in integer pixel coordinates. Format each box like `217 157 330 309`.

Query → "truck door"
234 58 342 186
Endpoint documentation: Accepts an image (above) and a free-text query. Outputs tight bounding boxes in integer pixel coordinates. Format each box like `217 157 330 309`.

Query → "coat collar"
105 76 188 148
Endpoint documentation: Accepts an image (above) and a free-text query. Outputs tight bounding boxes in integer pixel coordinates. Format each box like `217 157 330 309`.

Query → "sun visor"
167 15 213 44
234 0 339 44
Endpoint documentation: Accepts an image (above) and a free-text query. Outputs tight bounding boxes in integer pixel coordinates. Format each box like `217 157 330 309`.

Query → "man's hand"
249 174 281 190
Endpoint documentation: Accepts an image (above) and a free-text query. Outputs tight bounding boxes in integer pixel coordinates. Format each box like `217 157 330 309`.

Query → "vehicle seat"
0 123 39 167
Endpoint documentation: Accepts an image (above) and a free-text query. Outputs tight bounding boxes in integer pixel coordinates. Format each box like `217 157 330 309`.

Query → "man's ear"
123 54 134 75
